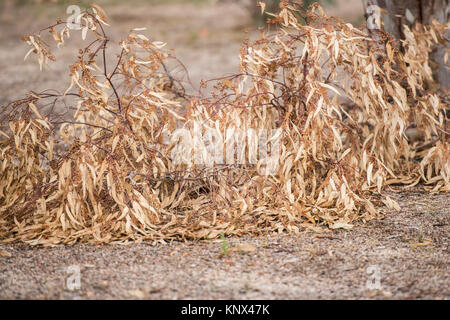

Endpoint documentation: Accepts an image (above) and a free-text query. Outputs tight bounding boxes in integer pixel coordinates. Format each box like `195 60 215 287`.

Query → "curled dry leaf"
0 249 12 258
229 244 257 253
410 240 433 248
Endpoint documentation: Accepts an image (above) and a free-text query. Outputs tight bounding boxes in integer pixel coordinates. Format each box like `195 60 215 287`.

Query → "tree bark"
362 0 450 90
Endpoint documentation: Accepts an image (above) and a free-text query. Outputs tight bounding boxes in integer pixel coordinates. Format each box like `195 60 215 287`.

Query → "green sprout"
220 232 228 255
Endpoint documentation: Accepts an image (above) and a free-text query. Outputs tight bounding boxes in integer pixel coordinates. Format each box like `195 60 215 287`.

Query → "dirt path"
0 188 448 300
0 1 251 106
0 0 366 105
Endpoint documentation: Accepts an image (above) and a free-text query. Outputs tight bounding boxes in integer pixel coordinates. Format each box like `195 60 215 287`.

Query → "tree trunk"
362 0 450 90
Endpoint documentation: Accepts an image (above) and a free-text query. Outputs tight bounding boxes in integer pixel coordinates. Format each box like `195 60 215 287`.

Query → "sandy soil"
0 1 448 300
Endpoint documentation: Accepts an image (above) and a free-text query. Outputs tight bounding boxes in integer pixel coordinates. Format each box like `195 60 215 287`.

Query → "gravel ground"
0 187 448 300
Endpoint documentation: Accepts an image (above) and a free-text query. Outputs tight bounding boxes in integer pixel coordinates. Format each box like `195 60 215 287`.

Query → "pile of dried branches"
0 1 448 245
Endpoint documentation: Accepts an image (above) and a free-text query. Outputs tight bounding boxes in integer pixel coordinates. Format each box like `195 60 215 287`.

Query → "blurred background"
0 0 365 105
